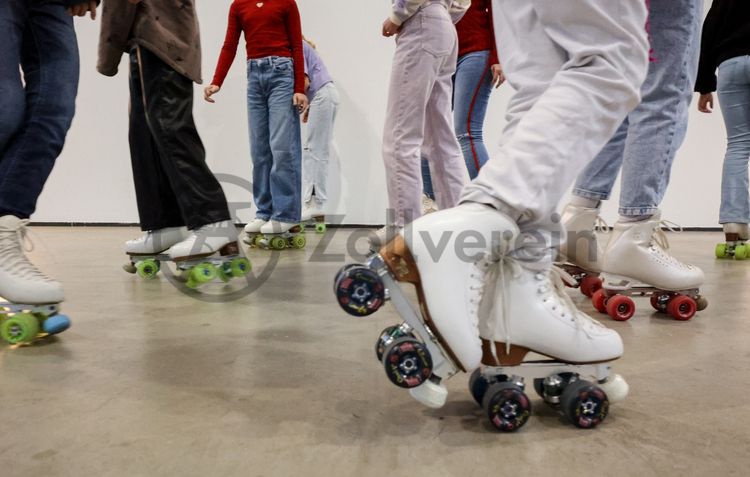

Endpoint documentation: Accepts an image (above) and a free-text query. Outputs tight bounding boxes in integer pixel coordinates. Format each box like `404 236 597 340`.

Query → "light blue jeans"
717 55 750 224
247 56 302 223
422 50 494 200
572 0 702 216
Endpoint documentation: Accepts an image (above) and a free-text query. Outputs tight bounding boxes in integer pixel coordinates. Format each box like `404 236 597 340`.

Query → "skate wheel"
383 337 432 389
695 294 709 311
42 314 71 335
217 267 231 283
606 295 635 321
580 275 602 298
333 264 359 295
591 289 608 314
598 374 629 404
482 382 531 432
315 223 326 234
650 293 669 313
136 259 160 279
375 325 413 362
290 234 306 249
735 244 748 260
123 262 137 274
187 263 217 288
715 243 728 259
254 234 265 248
667 295 696 321
270 236 286 250
469 368 492 406
334 264 386 317
0 313 40 344
561 379 609 429
230 257 252 277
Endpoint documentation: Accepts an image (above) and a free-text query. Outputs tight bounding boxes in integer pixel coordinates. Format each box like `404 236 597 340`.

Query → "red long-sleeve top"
456 0 499 66
211 0 305 94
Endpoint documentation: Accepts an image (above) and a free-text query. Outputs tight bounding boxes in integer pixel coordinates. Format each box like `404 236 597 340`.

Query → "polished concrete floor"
1 227 749 476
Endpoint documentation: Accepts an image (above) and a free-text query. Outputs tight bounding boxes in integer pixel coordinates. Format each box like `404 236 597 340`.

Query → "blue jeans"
717 55 750 224
0 0 79 219
247 56 302 223
422 50 494 200
572 0 702 216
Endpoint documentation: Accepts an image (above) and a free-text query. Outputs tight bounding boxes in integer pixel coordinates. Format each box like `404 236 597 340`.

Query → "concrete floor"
1 227 749 477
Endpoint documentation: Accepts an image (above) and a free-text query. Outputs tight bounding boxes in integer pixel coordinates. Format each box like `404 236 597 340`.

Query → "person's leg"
0 1 78 220
266 56 301 224
453 50 493 179
247 60 273 222
135 47 230 231
617 0 702 217
0 0 26 158
304 83 338 208
382 6 448 227
571 119 629 203
423 22 468 212
127 48 185 232
301 94 317 207
717 56 750 226
420 157 435 201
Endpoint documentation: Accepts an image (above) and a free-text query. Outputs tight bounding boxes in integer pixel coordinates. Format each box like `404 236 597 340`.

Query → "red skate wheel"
667 295 697 321
650 293 669 313
606 295 635 321
592 289 608 314
580 275 603 298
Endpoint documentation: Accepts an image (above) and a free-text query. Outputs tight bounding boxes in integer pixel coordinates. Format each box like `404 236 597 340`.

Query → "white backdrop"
35 0 726 227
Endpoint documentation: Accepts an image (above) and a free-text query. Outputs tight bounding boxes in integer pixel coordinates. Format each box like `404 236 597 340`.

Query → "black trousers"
128 46 229 231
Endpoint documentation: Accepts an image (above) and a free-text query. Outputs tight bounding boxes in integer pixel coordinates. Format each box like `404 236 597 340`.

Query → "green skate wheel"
254 235 265 248
735 244 748 260
217 267 231 283
187 263 217 288
315 223 326 234
715 243 728 259
1 313 40 344
270 236 286 250
136 259 160 279
290 234 306 249
230 257 251 277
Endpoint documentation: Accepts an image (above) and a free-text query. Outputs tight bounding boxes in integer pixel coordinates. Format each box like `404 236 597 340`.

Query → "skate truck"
334 249 628 432
124 242 251 288
0 300 70 346
245 225 307 250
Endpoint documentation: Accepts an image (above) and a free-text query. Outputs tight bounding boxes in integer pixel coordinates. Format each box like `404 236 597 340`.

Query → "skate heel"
379 235 420 284
481 339 531 366
219 241 240 257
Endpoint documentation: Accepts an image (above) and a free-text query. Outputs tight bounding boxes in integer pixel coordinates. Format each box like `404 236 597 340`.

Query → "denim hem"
719 218 750 225
572 188 610 201
271 216 302 224
255 214 271 221
618 206 659 217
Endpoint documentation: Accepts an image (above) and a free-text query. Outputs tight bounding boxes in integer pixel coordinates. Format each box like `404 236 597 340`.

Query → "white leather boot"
167 221 238 260
559 204 605 273
125 227 188 255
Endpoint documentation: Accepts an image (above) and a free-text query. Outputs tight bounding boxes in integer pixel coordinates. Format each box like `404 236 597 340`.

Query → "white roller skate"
0 215 71 345
469 262 628 432
334 203 520 410
123 226 188 278
715 223 749 260
301 200 326 234
242 218 267 246
248 220 306 250
556 204 606 297
591 212 707 321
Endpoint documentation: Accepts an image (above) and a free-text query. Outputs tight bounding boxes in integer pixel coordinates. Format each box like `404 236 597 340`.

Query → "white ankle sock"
570 195 600 209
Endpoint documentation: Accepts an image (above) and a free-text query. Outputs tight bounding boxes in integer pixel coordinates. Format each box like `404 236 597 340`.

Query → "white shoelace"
0 220 54 283
650 220 692 269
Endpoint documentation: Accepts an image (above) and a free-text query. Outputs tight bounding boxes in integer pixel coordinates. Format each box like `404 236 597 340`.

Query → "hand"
204 85 221 103
698 93 714 113
491 64 505 89
382 18 401 37
293 93 309 114
68 0 98 20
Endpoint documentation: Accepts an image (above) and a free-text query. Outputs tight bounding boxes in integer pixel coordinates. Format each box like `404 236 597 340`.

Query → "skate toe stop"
600 374 629 403
409 380 448 409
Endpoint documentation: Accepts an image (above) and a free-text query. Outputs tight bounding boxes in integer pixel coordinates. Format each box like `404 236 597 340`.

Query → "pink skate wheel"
591 289 608 314
580 275 603 298
606 295 635 321
667 295 696 321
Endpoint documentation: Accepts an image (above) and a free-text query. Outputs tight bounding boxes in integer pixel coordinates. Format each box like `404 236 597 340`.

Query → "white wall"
35 0 726 227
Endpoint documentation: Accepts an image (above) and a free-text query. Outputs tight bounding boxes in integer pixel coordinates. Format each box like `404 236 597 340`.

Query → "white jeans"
302 82 340 207
382 3 469 227
462 0 650 238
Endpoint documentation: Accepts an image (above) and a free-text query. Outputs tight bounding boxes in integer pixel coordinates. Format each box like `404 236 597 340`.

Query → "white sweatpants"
302 82 340 207
462 0 650 236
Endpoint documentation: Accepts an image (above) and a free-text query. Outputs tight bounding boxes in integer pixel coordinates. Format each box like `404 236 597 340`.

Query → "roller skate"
368 225 402 253
715 223 749 260
301 200 326 234
591 213 707 321
335 203 520 409
248 220 306 250
123 227 188 279
242 218 267 246
468 264 628 432
556 204 606 297
0 216 71 345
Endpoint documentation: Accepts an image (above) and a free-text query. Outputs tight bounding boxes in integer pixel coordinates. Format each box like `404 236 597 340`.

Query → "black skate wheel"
469 368 491 406
382 337 432 389
482 382 531 432
375 325 414 362
333 264 359 294
560 379 609 429
334 265 385 317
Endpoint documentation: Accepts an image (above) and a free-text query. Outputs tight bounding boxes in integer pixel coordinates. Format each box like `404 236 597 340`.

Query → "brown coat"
97 0 203 84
